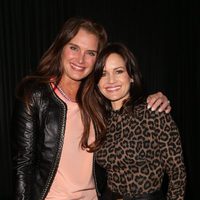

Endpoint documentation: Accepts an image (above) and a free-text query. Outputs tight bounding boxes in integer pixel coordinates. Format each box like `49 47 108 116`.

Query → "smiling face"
98 53 133 110
61 28 99 84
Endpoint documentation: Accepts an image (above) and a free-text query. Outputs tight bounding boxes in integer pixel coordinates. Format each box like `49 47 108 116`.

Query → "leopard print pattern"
96 102 186 200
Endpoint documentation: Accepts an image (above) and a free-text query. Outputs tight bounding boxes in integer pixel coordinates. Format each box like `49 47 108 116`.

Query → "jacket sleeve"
11 97 37 200
157 112 186 200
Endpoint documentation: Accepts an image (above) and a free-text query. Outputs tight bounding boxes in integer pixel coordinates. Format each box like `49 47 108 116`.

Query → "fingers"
147 92 171 113
158 100 171 113
150 97 163 111
146 92 163 110
164 104 171 114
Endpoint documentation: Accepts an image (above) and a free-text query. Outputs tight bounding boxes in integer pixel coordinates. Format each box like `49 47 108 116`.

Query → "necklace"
57 85 76 102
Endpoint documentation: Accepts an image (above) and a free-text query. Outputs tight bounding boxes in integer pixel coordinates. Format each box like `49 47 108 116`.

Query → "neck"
58 78 80 102
111 102 123 111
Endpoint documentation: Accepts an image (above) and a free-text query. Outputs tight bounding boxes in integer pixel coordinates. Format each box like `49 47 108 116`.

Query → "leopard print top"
96 102 186 200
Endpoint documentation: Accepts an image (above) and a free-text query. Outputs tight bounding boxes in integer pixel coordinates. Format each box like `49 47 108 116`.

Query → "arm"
147 92 171 113
11 97 37 199
158 113 186 200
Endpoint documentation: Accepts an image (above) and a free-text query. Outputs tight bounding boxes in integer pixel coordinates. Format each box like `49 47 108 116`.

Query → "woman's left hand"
147 92 171 113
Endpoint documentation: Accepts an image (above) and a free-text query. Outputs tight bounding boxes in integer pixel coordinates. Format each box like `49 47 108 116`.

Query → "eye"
116 69 124 74
70 45 78 51
87 51 97 57
101 71 106 77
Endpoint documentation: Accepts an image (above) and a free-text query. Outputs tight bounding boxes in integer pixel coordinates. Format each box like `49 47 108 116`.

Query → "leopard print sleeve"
155 112 186 200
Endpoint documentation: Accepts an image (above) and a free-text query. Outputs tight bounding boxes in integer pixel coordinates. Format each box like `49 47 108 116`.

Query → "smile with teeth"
71 63 85 71
105 85 121 92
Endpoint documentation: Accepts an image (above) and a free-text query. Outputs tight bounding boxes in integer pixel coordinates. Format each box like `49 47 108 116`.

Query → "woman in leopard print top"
78 43 186 200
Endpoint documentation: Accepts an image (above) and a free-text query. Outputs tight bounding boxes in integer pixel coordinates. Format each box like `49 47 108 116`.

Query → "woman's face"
98 53 133 110
61 28 99 83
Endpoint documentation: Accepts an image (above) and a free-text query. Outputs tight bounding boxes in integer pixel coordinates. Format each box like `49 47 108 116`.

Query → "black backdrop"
0 0 199 199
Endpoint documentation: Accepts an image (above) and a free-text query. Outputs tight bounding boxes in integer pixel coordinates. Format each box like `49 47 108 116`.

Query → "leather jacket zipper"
40 87 67 200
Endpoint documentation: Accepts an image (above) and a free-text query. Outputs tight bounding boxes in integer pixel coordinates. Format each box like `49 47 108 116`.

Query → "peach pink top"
45 85 97 200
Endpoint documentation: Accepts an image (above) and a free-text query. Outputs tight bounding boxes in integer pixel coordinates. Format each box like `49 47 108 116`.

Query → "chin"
109 97 121 102
71 75 88 81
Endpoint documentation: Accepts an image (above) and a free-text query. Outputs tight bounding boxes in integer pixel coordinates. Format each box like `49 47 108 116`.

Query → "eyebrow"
115 66 125 69
68 42 98 53
103 66 126 72
112 66 126 70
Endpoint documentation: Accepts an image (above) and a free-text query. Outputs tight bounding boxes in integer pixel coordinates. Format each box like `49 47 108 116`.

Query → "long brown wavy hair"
77 42 145 152
17 17 107 103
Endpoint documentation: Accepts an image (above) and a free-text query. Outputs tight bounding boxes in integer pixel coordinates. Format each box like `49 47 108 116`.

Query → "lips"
70 62 85 71
105 85 121 92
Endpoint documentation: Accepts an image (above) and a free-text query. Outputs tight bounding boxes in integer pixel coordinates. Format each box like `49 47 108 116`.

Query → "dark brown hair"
17 17 107 102
77 42 144 152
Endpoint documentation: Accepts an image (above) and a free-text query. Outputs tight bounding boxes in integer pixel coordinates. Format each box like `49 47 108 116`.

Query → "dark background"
0 0 199 199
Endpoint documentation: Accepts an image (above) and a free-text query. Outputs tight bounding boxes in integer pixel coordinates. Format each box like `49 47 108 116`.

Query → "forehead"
69 28 99 51
104 53 125 69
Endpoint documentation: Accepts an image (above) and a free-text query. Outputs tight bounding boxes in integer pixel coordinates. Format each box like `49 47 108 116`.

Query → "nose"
107 74 116 83
78 52 85 64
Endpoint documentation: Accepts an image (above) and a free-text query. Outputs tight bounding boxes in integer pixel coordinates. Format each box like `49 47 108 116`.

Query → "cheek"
86 56 96 66
121 76 132 88
124 80 132 92
62 49 73 60
85 58 96 72
97 81 104 93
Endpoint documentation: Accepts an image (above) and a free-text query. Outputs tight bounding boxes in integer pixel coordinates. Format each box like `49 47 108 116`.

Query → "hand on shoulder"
146 92 171 114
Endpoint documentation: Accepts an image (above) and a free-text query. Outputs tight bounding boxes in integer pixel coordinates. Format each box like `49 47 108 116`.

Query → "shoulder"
31 82 51 98
15 79 55 112
134 101 171 120
17 79 50 99
144 105 178 135
132 101 177 128
130 100 148 118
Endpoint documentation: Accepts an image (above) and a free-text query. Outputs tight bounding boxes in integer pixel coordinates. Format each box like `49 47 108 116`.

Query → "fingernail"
147 105 151 109
158 108 162 112
151 107 155 111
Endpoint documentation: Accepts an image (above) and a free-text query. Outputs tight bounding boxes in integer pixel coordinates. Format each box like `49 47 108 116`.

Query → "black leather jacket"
12 83 107 200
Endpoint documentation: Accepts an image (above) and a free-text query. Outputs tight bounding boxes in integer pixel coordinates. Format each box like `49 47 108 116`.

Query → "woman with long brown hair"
12 17 171 200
